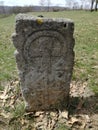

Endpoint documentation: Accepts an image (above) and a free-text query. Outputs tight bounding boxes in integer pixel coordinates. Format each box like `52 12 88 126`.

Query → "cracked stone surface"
12 14 75 111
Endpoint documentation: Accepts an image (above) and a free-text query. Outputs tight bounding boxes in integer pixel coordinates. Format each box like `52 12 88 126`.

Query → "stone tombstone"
12 14 75 112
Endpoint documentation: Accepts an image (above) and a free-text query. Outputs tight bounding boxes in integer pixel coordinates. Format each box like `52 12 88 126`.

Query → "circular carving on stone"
23 30 66 72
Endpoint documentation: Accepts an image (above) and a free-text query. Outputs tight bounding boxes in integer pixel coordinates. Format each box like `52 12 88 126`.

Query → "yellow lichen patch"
36 19 43 25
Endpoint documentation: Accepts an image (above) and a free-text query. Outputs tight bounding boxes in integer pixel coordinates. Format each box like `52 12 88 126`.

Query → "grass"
0 11 98 94
55 124 71 130
12 102 25 118
0 14 17 83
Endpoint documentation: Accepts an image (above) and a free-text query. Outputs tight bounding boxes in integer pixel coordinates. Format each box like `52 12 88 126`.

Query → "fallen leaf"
24 112 34 119
80 122 86 129
61 111 68 119
21 118 25 125
92 66 98 69
35 121 44 128
10 80 19 86
0 112 12 119
68 117 79 125
0 119 7 125
50 119 56 129
85 115 91 123
0 95 9 100
50 112 58 117
35 111 44 117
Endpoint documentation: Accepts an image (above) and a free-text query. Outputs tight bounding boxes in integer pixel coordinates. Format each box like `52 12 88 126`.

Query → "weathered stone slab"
12 14 75 111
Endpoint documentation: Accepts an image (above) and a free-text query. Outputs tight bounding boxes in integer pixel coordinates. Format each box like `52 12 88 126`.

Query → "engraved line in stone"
23 30 66 62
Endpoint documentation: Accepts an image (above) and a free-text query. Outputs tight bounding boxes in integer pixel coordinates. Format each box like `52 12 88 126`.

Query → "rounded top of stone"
15 13 74 24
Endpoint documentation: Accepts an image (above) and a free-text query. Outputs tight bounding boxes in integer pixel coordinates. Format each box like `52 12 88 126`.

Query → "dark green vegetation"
0 11 98 94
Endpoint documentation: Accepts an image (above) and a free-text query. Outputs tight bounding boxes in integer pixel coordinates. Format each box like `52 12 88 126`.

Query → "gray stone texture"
12 14 75 111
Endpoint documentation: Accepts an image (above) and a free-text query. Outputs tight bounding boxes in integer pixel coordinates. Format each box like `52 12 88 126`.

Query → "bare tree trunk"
91 0 98 11
47 0 51 12
95 0 98 11
39 0 46 11
91 0 95 11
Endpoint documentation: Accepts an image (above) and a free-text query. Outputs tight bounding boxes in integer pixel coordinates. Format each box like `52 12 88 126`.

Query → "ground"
0 11 98 130
0 80 98 130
